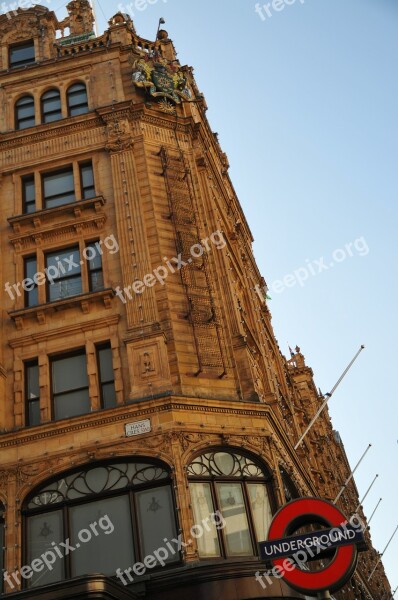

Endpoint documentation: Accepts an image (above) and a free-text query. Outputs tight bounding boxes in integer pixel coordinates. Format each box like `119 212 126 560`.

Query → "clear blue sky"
55 0 398 587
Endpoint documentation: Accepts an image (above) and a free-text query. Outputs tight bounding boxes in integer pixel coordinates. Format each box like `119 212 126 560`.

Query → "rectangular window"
51 351 90 420
45 246 82 302
136 486 179 564
80 162 95 199
25 360 40 426
189 482 221 557
86 242 104 292
24 256 38 307
43 167 75 209
97 344 116 409
215 483 253 556
22 175 36 214
9 40 35 68
27 510 64 587
70 496 134 577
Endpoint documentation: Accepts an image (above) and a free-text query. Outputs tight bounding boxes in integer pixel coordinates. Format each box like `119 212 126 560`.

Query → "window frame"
9 40 35 68
188 449 276 560
23 254 39 307
279 465 300 503
50 348 90 422
22 460 180 587
96 343 116 409
15 95 35 130
86 240 104 293
44 244 82 303
22 174 36 214
67 82 89 117
42 166 76 209
79 161 96 200
25 359 40 427
41 88 62 124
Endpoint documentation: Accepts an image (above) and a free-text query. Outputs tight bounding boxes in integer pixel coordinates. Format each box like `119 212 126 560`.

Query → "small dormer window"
9 40 35 68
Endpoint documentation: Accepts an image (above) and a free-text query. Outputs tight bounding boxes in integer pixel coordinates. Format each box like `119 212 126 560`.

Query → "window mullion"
210 481 226 558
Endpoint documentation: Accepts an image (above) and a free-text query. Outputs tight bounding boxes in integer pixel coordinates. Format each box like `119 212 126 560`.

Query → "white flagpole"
294 345 365 450
368 524 398 582
333 443 372 504
355 473 379 512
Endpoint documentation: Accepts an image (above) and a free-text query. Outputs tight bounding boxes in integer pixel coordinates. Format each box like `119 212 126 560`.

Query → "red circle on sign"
267 498 357 594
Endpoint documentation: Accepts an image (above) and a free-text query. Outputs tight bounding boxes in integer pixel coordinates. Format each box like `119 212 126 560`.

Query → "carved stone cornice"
0 116 104 153
8 314 120 347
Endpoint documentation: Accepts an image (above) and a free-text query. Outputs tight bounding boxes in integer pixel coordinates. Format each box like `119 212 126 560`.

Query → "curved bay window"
188 450 274 559
24 460 179 587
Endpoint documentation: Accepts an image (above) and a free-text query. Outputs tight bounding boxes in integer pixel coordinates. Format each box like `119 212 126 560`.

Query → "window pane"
27 510 64 587
25 256 37 280
46 247 82 301
47 248 81 276
27 363 39 398
24 257 38 307
16 96 35 130
90 270 104 292
101 382 116 409
28 399 41 426
49 277 82 301
70 496 134 577
42 90 62 123
189 482 221 558
216 483 253 557
43 170 74 197
23 176 35 213
18 104 35 119
10 41 35 67
98 347 113 382
53 353 88 393
136 486 178 564
68 84 88 116
247 483 273 543
81 163 94 187
54 388 90 420
86 244 102 271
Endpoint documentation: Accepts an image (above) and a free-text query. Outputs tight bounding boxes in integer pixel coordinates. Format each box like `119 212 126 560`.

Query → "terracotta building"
0 3 392 599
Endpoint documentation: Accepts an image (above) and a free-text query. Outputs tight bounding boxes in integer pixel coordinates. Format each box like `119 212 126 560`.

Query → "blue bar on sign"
259 524 364 561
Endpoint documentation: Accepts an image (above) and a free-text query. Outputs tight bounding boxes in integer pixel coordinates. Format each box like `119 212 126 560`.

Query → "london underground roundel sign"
259 498 366 595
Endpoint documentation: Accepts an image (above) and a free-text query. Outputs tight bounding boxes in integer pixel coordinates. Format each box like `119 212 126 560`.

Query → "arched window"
23 460 178 587
279 465 300 503
187 449 274 558
41 89 62 123
15 95 35 130
67 82 88 116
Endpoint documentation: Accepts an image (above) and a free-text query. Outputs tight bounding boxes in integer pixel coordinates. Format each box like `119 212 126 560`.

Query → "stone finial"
59 0 94 37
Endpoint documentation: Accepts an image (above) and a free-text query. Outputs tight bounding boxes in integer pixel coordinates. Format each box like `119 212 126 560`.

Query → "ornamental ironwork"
187 451 266 479
27 461 169 509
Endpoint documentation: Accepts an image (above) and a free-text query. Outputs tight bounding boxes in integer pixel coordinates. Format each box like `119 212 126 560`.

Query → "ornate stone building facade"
0 3 392 599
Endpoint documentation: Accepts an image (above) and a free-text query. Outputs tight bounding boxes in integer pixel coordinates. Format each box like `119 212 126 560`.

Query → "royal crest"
131 56 192 104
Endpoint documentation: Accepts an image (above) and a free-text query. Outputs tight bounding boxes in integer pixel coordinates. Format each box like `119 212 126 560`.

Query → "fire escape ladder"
160 146 227 377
